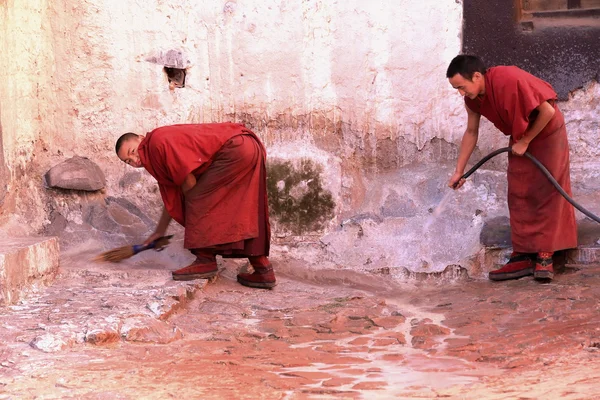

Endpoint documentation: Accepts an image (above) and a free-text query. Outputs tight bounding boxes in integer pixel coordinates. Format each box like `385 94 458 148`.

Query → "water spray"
455 146 600 224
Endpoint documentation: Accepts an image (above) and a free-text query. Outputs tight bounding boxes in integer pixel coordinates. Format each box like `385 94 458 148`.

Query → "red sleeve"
159 185 185 226
504 68 557 140
137 123 249 226
152 138 205 187
464 96 480 114
138 130 198 226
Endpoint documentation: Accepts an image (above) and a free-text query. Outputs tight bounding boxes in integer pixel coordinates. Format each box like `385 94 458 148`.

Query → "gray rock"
118 171 142 188
577 218 600 246
44 156 105 191
80 198 151 237
83 203 121 233
145 49 190 69
107 197 154 227
44 210 68 236
480 216 511 248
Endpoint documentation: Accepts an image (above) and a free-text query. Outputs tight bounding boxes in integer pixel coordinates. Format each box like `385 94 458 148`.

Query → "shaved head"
116 133 144 168
446 55 487 80
115 132 139 154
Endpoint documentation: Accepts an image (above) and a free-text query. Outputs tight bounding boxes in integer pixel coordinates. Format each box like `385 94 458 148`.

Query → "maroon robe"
137 123 270 257
465 66 577 253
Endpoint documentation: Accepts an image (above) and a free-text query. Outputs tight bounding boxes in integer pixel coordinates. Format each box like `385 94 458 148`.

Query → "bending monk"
115 123 276 289
446 55 577 282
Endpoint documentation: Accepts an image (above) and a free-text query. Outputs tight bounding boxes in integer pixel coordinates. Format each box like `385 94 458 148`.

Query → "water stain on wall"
266 159 335 234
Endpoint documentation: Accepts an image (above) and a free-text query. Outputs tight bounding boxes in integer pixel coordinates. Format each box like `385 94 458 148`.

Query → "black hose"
457 146 600 224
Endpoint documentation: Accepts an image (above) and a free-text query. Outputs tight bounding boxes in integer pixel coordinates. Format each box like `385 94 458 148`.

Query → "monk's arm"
155 206 172 233
144 206 172 245
448 104 481 189
512 101 555 155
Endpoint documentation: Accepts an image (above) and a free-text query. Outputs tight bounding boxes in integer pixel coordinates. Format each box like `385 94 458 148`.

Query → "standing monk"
446 55 577 282
115 123 276 289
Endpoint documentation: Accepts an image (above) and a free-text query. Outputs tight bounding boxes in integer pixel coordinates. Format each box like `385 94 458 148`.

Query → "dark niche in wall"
462 0 600 100
145 49 190 91
164 67 186 89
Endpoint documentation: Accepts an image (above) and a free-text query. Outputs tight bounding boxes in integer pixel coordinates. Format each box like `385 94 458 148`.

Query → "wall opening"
144 49 191 90
164 67 186 89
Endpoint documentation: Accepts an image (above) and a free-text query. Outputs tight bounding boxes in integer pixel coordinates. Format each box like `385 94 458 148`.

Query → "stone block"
567 246 600 264
479 216 511 248
0 237 59 306
44 156 105 191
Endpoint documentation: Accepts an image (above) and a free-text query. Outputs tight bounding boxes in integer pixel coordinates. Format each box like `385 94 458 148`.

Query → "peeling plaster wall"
1 0 465 225
0 0 598 275
0 1 56 198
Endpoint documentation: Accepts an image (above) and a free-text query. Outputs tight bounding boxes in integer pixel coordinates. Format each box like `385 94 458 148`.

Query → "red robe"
465 66 577 253
137 123 270 256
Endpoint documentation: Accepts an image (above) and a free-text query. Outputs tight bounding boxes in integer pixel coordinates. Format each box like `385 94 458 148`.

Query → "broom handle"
132 243 150 254
132 235 173 255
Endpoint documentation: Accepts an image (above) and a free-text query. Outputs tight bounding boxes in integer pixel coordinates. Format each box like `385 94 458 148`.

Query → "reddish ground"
1 261 600 399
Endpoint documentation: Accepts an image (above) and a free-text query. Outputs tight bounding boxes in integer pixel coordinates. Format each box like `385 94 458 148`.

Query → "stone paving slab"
568 245 600 264
0 243 207 355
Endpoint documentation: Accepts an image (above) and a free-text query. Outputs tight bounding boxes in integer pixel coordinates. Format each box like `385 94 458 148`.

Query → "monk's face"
448 72 484 99
117 136 144 168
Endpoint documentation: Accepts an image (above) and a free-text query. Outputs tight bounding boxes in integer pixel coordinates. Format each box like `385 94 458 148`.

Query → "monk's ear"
472 72 483 82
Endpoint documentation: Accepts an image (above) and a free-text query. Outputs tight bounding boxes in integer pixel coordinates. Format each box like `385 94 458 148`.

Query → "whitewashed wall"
0 0 463 221
1 0 598 275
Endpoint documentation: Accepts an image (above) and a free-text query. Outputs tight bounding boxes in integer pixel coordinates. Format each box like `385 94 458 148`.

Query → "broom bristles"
93 235 174 263
93 245 136 263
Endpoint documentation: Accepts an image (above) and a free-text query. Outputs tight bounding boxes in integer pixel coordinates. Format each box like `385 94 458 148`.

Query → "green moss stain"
267 159 335 234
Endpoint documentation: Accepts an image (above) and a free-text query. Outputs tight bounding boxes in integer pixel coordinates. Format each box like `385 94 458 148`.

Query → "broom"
93 235 174 263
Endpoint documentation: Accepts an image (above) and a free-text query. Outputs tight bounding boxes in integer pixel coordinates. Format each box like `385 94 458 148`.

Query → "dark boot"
534 251 554 281
237 256 276 289
488 252 535 281
172 249 218 281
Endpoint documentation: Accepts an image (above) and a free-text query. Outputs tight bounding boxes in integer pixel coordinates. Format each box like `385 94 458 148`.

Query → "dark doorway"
462 0 600 100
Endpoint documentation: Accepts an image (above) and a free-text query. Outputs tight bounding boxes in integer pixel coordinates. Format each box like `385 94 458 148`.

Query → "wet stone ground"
1 251 600 399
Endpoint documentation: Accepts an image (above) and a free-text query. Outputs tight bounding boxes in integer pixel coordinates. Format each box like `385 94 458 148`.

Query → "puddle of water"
283 323 498 399
280 350 485 399
241 318 262 327
278 284 502 399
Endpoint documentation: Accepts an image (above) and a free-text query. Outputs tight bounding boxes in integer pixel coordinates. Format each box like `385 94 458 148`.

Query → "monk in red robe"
115 123 276 289
446 55 577 282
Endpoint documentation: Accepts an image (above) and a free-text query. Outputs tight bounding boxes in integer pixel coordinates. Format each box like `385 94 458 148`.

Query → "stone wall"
0 0 598 276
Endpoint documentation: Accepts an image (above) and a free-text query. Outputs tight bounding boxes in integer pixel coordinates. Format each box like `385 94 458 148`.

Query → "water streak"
424 190 454 232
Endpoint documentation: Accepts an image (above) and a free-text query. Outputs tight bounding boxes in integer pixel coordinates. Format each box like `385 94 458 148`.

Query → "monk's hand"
448 171 466 190
181 173 197 194
144 231 165 246
511 140 529 156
